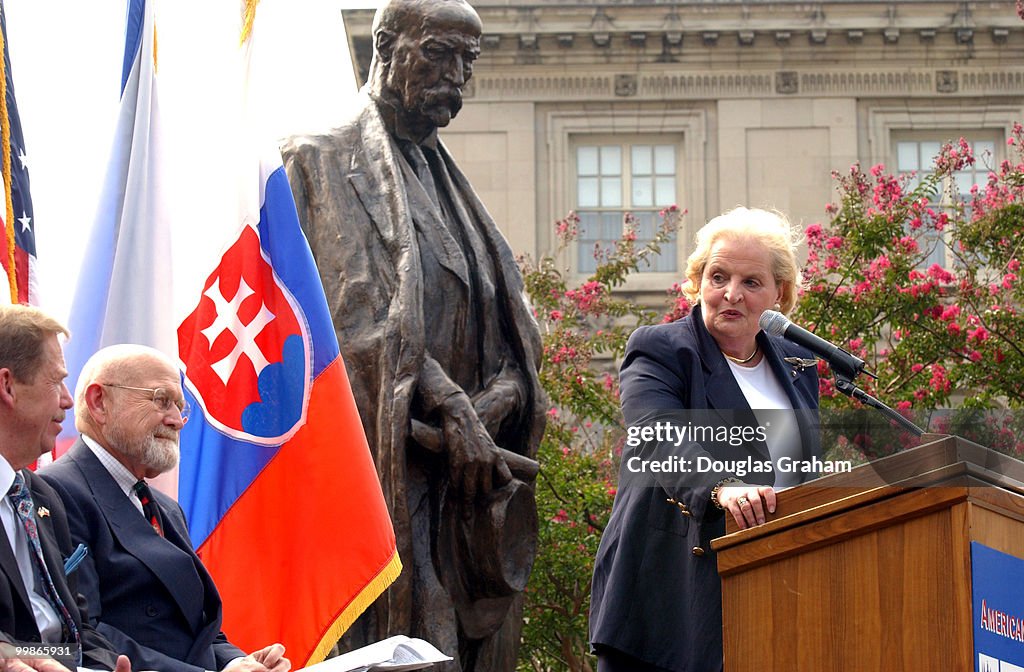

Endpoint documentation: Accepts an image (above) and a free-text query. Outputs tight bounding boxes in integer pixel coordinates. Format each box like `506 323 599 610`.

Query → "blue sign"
973 542 1024 672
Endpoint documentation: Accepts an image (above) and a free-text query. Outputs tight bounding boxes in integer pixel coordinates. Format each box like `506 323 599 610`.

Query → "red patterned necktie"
133 480 164 537
7 472 81 647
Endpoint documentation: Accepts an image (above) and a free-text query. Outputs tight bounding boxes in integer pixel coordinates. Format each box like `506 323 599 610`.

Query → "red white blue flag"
180 147 401 667
63 0 401 664
0 0 37 305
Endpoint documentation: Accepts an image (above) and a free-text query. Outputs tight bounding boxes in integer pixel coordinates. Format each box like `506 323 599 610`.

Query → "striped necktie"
7 472 81 647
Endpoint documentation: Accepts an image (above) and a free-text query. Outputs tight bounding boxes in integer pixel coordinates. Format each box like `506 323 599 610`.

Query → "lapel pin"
783 357 817 376
37 507 50 518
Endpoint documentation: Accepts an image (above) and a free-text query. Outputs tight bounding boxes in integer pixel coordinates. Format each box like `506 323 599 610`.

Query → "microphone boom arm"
833 374 925 437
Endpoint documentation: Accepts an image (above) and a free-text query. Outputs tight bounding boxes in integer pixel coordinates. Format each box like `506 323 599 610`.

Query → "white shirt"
0 456 64 642
726 357 803 488
82 434 145 516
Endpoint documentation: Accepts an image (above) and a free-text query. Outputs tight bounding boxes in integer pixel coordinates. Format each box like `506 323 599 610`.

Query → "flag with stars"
0 0 37 305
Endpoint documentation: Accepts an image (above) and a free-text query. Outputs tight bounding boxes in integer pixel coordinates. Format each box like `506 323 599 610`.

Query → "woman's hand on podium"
718 484 776 530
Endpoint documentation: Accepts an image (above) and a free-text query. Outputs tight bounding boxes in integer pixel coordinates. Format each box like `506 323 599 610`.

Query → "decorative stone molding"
641 72 774 97
776 71 799 94
866 105 1024 168
614 74 638 97
544 107 708 290
341 3 1023 89
469 67 1024 102
470 0 999 6
935 70 959 93
475 75 613 98
800 71 933 95
961 70 1024 91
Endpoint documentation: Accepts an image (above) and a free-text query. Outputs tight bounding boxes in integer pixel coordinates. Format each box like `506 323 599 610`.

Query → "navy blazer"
589 305 820 672
0 468 120 669
40 441 245 672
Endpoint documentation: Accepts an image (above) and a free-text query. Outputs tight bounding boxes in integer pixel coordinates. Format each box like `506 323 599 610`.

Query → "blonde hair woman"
589 207 820 672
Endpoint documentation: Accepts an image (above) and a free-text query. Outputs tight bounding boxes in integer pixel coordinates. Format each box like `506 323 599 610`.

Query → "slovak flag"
180 148 402 666
64 0 401 665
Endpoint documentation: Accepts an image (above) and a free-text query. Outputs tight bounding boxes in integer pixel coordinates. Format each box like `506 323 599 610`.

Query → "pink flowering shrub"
517 207 683 672
521 208 683 426
795 128 1024 458
519 125 1024 668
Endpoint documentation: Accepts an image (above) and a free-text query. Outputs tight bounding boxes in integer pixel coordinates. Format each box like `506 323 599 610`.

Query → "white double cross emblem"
200 277 276 385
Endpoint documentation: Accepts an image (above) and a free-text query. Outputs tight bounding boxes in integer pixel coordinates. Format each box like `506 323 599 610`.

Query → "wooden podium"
711 434 1024 671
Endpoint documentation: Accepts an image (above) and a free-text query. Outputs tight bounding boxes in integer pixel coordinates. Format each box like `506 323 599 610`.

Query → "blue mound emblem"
241 334 307 438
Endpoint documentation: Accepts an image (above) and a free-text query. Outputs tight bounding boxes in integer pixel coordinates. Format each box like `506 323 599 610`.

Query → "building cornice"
342 2 1023 89
466 66 1024 101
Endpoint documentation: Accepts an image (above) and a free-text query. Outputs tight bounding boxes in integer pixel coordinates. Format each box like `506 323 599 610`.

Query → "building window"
575 139 679 273
894 134 997 268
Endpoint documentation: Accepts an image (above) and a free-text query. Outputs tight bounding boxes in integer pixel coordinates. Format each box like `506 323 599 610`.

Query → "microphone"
758 310 872 381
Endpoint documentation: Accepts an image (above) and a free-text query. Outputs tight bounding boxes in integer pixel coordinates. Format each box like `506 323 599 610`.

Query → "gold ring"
737 497 749 506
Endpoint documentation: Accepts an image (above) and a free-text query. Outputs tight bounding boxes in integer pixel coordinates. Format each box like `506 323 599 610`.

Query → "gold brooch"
37 507 50 518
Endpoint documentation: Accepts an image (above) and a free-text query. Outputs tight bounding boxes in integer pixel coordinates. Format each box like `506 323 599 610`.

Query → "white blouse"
726 357 803 488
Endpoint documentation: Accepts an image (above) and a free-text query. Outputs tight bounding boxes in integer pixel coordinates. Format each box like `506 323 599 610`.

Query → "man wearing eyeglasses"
39 345 289 672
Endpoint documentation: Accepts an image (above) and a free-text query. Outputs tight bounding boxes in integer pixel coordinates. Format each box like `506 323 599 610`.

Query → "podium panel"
712 436 1024 671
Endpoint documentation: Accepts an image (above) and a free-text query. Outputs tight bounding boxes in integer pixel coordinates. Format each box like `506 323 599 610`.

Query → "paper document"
301 635 452 672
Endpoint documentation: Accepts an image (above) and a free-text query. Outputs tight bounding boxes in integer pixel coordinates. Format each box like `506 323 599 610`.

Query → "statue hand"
471 375 524 437
441 392 514 504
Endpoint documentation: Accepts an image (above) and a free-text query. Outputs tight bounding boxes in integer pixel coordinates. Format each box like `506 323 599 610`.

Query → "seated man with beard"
39 345 290 672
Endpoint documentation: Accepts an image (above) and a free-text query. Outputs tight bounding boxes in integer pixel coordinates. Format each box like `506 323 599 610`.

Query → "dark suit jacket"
0 468 120 669
40 441 245 672
589 305 821 672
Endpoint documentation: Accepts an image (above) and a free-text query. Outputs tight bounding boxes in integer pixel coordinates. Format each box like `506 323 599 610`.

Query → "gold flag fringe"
240 0 260 46
0 5 17 304
302 551 404 667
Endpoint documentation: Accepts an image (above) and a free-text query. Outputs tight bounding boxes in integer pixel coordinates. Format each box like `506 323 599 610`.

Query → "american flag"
0 0 36 305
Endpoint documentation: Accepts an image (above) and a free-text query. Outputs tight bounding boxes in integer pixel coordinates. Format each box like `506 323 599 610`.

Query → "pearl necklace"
723 345 759 365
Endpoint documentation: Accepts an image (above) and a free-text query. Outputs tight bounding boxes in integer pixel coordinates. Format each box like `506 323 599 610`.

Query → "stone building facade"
342 1 1024 292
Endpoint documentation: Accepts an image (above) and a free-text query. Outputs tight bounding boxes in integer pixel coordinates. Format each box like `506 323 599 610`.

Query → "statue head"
368 0 482 141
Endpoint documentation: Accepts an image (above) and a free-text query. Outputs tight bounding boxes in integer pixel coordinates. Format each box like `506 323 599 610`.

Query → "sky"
4 0 381 323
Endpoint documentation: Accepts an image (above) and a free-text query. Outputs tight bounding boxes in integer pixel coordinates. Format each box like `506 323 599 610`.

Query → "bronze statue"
280 1 546 669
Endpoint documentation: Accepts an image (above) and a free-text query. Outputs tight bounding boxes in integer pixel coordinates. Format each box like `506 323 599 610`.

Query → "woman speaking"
589 207 822 672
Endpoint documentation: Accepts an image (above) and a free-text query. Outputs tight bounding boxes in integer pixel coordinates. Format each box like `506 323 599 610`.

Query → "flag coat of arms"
62 0 401 664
